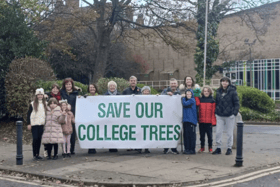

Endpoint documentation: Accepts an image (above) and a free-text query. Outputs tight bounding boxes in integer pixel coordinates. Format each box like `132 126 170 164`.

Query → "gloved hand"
193 87 201 97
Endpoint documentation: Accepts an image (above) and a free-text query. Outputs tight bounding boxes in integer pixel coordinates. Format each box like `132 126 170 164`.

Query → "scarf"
51 92 61 101
108 90 117 95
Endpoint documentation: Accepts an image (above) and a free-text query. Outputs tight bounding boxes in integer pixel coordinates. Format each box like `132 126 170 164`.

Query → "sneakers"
198 148 205 153
212 148 221 155
172 150 180 154
183 150 191 154
62 153 66 158
52 155 58 160
209 148 213 153
190 150 196 155
163 149 168 154
67 153 71 157
44 150 48 158
36 156 43 160
225 148 232 155
144 149 150 154
88 149 96 154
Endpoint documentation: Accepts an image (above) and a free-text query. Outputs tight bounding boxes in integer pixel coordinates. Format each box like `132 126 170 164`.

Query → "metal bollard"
16 121 23 165
234 121 244 167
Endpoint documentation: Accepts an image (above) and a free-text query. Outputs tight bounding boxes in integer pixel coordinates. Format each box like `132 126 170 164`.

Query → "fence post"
234 121 244 167
16 121 23 165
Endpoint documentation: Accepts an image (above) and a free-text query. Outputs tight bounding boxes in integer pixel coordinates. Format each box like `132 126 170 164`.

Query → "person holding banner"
184 76 195 90
182 89 197 155
123 76 141 151
86 83 99 154
60 78 80 155
135 86 151 154
161 78 180 154
122 76 141 95
104 80 120 152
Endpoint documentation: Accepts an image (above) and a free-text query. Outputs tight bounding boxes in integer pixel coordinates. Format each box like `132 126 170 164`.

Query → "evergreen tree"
0 1 46 116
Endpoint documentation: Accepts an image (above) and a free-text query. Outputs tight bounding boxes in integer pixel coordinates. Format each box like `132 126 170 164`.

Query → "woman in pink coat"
42 98 66 160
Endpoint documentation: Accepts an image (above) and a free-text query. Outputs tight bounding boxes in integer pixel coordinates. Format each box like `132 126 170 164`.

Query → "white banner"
75 95 182 149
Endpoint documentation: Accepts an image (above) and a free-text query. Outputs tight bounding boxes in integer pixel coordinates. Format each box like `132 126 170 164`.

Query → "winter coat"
161 87 181 95
60 89 79 115
41 106 65 144
195 96 216 125
182 90 197 125
215 85 240 117
104 90 121 95
122 86 141 95
27 101 46 126
61 111 74 135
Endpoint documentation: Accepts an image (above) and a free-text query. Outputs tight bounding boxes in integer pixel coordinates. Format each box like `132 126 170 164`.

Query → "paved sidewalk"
1 125 280 186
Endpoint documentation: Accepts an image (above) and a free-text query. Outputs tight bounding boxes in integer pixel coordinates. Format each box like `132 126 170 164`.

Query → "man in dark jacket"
161 78 180 154
213 77 240 156
122 76 142 95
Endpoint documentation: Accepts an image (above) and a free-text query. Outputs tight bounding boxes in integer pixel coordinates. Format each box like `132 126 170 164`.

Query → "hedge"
137 84 158 95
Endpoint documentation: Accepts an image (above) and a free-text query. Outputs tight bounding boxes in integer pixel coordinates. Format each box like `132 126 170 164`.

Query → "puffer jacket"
42 106 65 144
182 90 197 125
61 111 75 135
195 96 216 125
215 85 240 117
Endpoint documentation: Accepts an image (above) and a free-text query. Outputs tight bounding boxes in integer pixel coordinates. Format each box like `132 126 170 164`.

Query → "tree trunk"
92 31 111 83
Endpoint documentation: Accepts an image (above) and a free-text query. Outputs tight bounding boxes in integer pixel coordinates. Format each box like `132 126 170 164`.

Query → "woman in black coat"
60 78 79 155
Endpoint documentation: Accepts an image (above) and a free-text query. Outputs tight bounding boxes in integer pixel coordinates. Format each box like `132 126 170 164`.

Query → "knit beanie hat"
35 88 44 95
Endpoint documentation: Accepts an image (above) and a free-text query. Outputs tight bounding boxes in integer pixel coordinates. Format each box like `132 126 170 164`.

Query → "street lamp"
244 39 256 87
203 0 208 87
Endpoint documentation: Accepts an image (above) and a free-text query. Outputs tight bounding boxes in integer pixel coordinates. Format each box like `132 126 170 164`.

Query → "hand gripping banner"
75 95 182 149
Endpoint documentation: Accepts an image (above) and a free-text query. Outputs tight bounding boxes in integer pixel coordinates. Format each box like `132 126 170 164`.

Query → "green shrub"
237 86 275 113
36 80 88 95
137 84 158 95
240 107 280 122
5 57 56 121
97 77 129 95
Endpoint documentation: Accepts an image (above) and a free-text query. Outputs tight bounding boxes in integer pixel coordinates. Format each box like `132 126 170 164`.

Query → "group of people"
27 75 239 161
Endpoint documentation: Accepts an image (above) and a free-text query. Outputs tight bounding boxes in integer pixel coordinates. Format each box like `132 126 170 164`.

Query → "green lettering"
120 125 128 141
106 103 115 118
173 124 181 141
136 102 144 118
87 124 95 141
78 124 86 141
104 125 111 140
98 103 106 118
159 125 166 140
155 103 163 118
167 125 173 140
145 103 153 118
114 103 122 118
141 125 149 140
150 125 158 140
129 125 136 140
112 125 119 140
123 102 130 118
97 125 103 140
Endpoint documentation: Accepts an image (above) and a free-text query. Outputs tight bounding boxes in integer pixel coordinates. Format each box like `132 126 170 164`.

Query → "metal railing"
138 80 185 90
